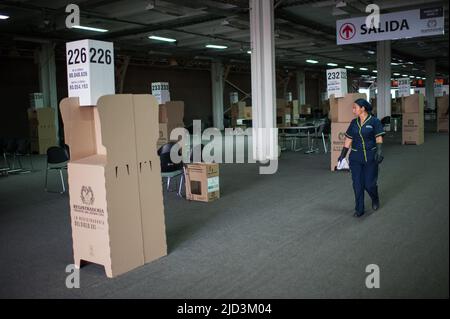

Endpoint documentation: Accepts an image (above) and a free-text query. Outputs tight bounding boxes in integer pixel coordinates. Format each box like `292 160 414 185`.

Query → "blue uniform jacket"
345 115 385 163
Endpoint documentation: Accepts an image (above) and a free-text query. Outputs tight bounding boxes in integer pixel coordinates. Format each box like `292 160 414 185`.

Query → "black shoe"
354 211 365 218
372 201 380 211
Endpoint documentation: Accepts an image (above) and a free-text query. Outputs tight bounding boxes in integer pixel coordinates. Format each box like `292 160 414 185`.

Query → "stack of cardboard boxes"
231 101 246 128
329 93 366 171
402 94 424 145
27 107 57 154
277 99 292 127
60 94 167 278
437 95 449 133
157 101 185 149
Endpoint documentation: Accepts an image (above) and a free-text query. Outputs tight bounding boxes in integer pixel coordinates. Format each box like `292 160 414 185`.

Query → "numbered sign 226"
66 39 115 106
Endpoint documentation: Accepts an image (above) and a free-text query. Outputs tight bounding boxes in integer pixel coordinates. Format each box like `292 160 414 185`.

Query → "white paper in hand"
337 158 350 170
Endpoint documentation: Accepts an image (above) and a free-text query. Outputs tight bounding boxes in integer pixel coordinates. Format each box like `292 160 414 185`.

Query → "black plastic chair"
312 122 329 153
15 138 33 172
0 137 8 168
158 143 184 197
45 146 69 194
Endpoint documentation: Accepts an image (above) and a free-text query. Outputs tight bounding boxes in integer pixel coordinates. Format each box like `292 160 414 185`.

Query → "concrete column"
38 43 59 143
211 61 224 130
425 59 436 110
250 0 277 161
376 40 391 119
296 70 306 105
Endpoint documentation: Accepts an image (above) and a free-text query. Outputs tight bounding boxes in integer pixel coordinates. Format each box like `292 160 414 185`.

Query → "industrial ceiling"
0 0 448 77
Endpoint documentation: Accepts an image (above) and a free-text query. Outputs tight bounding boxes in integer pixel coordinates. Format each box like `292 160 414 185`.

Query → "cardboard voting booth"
437 95 449 133
27 107 57 154
60 94 167 278
401 94 425 145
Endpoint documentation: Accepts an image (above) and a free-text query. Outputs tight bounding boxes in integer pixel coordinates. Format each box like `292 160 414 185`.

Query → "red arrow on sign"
339 23 356 40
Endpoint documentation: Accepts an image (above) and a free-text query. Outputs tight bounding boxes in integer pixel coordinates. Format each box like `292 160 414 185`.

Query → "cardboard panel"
97 95 145 276
437 96 449 116
132 94 167 263
402 113 424 145
401 94 424 113
329 93 366 123
60 97 99 161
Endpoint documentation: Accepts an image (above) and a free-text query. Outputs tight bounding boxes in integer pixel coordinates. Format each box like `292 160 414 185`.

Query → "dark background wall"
0 55 327 140
122 65 213 128
0 57 40 138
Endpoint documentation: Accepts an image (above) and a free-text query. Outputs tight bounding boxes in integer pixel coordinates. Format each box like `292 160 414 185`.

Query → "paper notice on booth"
207 176 220 193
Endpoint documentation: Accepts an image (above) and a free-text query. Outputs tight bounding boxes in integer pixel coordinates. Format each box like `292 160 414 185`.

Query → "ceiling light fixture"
345 65 354 69
206 44 228 49
359 67 368 71
306 59 319 64
72 25 108 32
149 35 177 42
327 63 338 67
0 14 9 20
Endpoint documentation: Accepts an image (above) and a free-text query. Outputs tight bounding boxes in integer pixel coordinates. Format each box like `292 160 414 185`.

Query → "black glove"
338 147 349 163
374 143 384 164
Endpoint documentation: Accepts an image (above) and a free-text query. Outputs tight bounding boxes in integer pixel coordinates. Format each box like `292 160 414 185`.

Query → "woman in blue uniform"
338 99 385 217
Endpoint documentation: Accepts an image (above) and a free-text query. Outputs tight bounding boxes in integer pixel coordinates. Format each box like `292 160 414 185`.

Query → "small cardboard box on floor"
437 95 449 133
330 122 351 171
60 94 167 278
329 93 366 123
185 163 220 202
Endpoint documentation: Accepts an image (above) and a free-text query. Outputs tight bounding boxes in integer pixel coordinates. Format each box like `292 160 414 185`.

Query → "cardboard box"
276 108 291 126
402 113 424 145
437 117 449 133
437 96 449 116
329 93 366 123
401 94 424 113
185 163 220 202
244 106 252 120
60 94 167 278
331 122 352 171
27 108 57 153
292 100 299 117
300 105 312 115
276 99 287 109
159 101 184 124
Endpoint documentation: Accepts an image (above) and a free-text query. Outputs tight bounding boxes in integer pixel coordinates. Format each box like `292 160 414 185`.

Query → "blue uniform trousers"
349 158 379 214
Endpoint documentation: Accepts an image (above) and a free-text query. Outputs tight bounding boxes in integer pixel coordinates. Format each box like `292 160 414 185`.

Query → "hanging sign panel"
337 7 444 45
66 40 115 106
398 78 411 97
326 68 348 98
